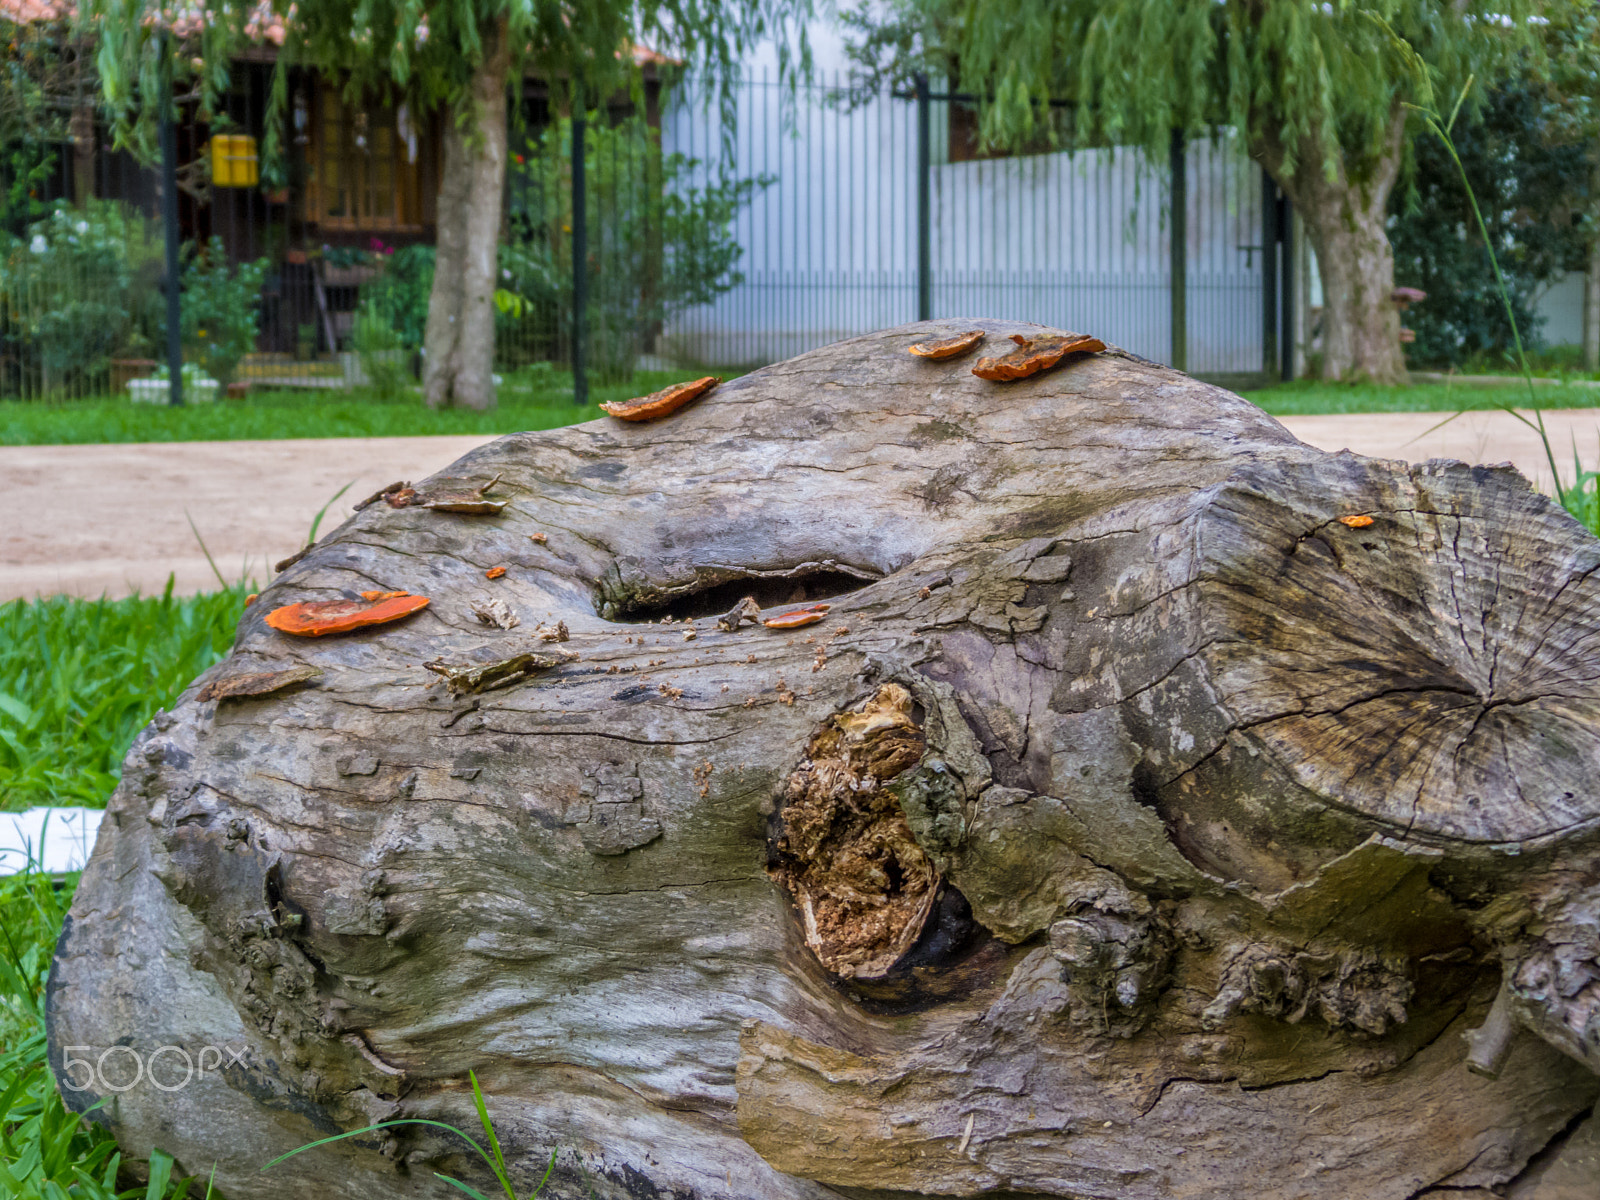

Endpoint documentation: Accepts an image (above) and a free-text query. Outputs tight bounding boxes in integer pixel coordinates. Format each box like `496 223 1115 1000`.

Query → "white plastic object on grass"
0 807 104 875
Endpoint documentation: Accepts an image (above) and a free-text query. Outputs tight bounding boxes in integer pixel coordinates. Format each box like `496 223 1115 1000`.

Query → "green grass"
1241 379 1600 416
0 867 200 1197
0 368 709 446
0 584 239 1194
0 582 252 812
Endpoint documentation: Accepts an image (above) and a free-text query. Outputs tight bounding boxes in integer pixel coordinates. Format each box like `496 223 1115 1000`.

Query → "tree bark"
1260 114 1409 384
48 320 1600 1200
422 18 509 412
70 99 95 209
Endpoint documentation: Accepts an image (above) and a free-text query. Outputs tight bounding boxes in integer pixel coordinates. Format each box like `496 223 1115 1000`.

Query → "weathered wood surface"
48 321 1600 1199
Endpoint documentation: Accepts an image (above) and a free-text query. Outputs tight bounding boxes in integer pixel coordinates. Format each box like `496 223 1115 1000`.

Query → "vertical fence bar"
160 36 184 407
571 97 588 406
1280 194 1295 381
1168 129 1187 373
1261 167 1278 380
915 74 931 322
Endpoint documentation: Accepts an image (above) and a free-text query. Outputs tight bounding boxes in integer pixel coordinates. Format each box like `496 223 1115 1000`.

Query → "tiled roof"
0 0 287 41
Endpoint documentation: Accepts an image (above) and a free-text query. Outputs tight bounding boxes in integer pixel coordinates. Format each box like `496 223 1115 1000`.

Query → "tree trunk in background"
49 322 1600 1200
70 100 95 209
1261 116 1409 384
422 18 509 412
1584 154 1600 373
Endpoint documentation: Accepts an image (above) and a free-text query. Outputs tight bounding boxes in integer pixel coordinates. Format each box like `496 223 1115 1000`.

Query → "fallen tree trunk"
48 321 1600 1199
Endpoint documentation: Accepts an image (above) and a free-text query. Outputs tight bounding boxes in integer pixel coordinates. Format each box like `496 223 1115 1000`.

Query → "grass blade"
305 480 356 547
183 511 229 590
261 1118 499 1179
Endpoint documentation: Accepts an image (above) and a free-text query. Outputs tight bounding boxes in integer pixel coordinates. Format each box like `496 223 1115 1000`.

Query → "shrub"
353 299 412 397
1390 81 1590 368
0 202 162 395
361 243 435 349
169 236 268 388
503 113 770 381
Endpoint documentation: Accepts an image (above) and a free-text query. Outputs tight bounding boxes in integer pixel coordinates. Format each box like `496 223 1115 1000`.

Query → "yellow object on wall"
210 134 259 187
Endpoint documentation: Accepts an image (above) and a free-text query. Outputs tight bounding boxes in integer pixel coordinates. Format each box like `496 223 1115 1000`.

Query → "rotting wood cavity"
768 684 942 980
606 569 873 623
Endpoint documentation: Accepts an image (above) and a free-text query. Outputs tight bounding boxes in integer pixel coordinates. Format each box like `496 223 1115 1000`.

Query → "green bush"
353 299 412 397
0 203 163 395
360 243 435 349
169 237 268 388
504 113 770 381
1390 82 1591 368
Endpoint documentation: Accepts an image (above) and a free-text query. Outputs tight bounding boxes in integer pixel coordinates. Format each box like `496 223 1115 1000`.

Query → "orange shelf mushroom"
600 376 721 422
972 333 1104 381
908 330 985 359
763 603 832 630
265 593 430 637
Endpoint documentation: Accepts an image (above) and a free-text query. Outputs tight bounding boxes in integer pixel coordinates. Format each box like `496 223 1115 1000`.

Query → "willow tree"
83 0 813 411
846 0 1566 383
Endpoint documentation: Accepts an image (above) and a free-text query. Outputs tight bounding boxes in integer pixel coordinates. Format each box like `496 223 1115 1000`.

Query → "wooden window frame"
306 84 425 233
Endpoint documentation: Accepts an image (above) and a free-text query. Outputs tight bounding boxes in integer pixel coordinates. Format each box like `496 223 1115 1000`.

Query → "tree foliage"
0 9 96 228
1391 77 1591 365
845 0 1546 187
80 0 816 170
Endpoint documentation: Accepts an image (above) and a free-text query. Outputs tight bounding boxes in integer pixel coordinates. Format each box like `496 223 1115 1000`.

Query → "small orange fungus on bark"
600 376 721 422
265 593 430 637
763 603 831 630
972 332 1105 381
1338 514 1376 528
360 590 409 602
908 330 985 359
485 566 507 580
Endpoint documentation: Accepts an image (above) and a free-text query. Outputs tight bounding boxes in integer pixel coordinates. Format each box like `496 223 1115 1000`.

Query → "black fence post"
915 73 931 322
1261 168 1278 381
1280 194 1295 381
571 98 589 407
160 34 184 407
1168 129 1187 373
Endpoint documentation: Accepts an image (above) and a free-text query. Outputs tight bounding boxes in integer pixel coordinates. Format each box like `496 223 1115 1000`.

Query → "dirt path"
4 408 1600 602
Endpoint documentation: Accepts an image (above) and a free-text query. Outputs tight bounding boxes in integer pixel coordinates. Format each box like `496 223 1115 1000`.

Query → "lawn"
0 366 703 446
1239 378 1600 416
8 368 1600 447
0 582 245 1196
0 582 251 813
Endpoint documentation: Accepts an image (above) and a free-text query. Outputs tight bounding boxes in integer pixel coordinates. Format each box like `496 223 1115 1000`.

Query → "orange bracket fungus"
600 376 721 422
763 603 831 630
359 589 409 602
907 330 986 360
485 566 507 580
972 332 1105 381
1338 514 1376 528
264 593 430 637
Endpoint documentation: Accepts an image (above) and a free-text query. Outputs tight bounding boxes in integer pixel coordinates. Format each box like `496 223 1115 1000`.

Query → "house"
0 0 671 376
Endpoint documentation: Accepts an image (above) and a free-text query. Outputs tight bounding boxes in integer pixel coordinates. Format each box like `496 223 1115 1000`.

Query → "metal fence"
0 69 1292 404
